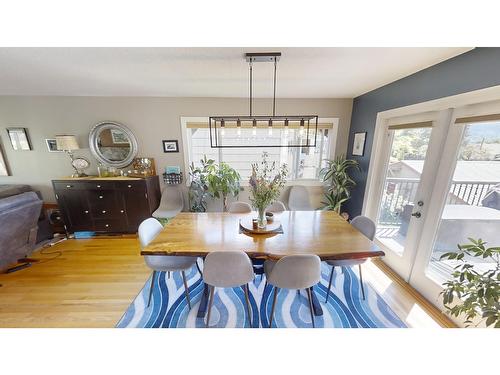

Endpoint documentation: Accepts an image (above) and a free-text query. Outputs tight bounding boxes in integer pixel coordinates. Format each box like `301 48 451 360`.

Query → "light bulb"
252 127 256 136
268 127 273 136
237 127 241 136
220 128 225 136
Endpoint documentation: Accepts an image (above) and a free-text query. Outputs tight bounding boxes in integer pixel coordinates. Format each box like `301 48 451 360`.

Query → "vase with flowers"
248 152 288 228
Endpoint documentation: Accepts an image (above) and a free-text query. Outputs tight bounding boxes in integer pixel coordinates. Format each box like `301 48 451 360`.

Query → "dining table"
141 210 385 318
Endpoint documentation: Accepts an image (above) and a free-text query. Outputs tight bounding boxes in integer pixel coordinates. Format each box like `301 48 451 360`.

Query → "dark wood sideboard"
52 176 161 234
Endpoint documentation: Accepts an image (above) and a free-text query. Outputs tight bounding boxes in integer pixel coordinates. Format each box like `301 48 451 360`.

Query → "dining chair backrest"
228 201 252 213
152 185 184 219
267 255 321 290
288 185 312 210
350 215 376 241
203 251 254 288
266 200 286 213
138 217 164 248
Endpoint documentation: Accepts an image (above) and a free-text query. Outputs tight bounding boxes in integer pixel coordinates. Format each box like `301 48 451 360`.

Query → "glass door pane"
375 127 433 255
426 121 500 282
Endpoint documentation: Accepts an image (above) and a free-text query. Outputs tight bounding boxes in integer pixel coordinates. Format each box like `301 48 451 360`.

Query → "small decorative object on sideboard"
55 134 89 177
127 157 156 177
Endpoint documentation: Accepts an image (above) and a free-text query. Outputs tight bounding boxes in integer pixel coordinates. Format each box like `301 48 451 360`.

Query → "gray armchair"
0 192 43 272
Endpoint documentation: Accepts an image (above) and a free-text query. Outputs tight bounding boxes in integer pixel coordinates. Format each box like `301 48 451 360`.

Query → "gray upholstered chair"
153 185 183 219
288 185 312 210
138 218 197 308
227 201 252 213
203 251 254 328
325 215 376 302
266 200 286 213
264 255 321 328
0 192 43 272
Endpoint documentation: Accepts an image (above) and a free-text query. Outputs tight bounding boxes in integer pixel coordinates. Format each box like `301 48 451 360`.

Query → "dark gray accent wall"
345 47 500 216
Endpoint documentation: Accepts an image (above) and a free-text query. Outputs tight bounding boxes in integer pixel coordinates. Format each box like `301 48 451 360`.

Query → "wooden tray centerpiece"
239 217 282 235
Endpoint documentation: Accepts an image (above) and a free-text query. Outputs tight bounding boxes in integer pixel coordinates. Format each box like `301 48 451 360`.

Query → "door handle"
411 212 421 218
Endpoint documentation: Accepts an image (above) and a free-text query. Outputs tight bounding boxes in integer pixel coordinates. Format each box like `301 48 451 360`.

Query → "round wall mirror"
89 121 138 168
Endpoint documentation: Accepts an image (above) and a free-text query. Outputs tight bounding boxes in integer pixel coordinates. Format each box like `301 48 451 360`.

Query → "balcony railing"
379 178 499 225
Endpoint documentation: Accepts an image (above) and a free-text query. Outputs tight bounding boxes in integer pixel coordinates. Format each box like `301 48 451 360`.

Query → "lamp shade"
55 135 80 151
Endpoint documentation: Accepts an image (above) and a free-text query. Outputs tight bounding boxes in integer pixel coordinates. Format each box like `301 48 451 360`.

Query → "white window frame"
180 116 338 187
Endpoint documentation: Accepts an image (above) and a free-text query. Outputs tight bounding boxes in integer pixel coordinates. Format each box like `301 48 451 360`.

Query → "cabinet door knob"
66 185 72 188
102 210 106 213
127 185 132 188
120 210 124 213
99 195 103 199
105 224 109 228
84 210 89 214
97 185 101 188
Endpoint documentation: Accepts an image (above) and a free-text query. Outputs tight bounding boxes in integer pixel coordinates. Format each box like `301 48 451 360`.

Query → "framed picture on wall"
352 132 367 156
7 127 32 151
0 142 10 176
45 138 63 152
162 140 179 153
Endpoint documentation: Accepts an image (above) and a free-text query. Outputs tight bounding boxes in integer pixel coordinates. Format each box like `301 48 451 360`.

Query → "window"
183 119 336 182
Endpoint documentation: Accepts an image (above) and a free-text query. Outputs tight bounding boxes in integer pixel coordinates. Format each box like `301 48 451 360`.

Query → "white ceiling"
0 47 472 98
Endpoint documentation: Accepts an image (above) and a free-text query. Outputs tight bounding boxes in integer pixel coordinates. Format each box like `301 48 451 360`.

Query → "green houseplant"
320 154 360 213
188 156 213 212
248 152 288 228
440 238 500 327
205 159 241 212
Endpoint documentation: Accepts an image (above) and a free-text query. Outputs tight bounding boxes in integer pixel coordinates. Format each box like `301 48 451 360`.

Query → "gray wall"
0 96 352 206
345 47 500 216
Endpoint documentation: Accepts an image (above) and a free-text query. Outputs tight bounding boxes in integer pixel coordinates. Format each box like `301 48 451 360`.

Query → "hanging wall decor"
7 128 32 151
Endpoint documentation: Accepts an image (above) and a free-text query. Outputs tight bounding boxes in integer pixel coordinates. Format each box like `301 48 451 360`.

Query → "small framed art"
7 128 32 151
352 132 367 156
162 140 179 153
45 138 63 152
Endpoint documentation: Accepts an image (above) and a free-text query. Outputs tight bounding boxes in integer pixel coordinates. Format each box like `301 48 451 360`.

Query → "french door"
366 100 500 313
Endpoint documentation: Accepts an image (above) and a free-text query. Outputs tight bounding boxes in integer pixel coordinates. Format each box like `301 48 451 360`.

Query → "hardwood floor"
0 237 455 328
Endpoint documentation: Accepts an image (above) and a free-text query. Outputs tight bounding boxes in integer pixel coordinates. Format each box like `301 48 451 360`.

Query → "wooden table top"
141 211 384 261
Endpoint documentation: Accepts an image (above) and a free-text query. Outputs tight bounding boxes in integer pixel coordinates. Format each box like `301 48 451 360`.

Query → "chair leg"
206 285 215 328
243 284 252 328
195 258 203 276
269 286 279 328
358 264 366 300
181 270 192 309
306 287 316 328
147 271 156 308
325 266 335 303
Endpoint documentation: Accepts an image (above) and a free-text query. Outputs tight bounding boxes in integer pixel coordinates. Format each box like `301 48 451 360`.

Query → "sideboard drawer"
94 219 125 232
117 180 146 191
85 181 116 190
91 207 126 219
87 190 119 207
53 181 85 190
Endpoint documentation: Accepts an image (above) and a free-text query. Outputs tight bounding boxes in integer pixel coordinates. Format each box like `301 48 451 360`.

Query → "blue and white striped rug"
117 263 406 328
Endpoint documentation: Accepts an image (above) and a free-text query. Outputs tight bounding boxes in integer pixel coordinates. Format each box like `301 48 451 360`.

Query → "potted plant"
440 238 500 327
205 160 241 212
320 154 360 214
188 156 213 212
248 152 288 228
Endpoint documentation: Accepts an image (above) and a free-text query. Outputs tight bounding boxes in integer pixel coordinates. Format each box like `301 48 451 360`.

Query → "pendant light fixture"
209 52 318 148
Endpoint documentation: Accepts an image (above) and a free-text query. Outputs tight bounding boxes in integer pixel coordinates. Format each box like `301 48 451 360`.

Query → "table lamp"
55 135 88 177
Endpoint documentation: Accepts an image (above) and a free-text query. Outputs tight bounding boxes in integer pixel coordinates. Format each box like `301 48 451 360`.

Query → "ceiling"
0 47 472 98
